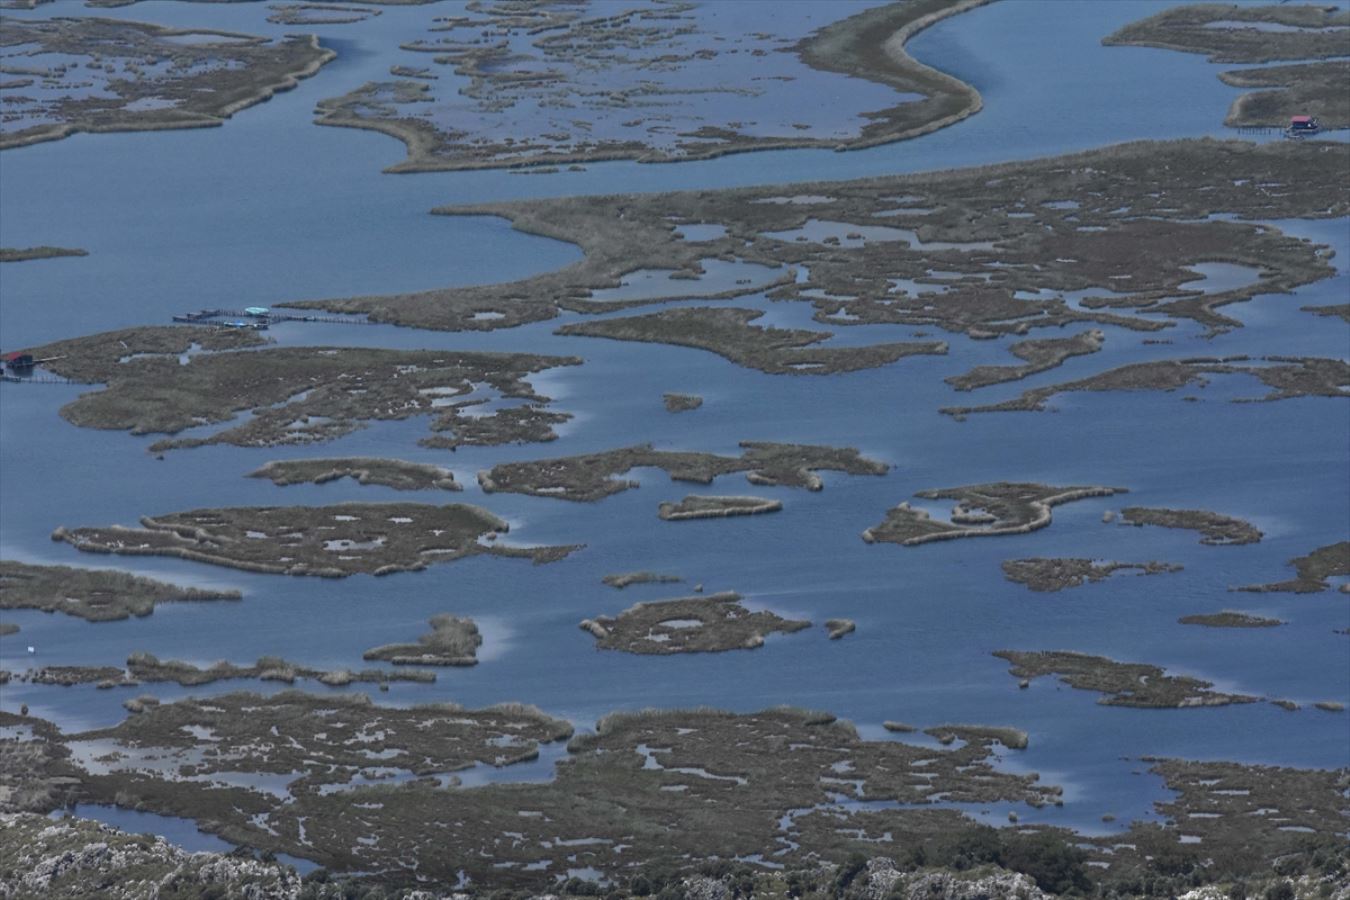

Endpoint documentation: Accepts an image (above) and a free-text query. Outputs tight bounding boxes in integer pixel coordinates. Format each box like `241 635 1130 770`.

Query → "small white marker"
26 646 35 654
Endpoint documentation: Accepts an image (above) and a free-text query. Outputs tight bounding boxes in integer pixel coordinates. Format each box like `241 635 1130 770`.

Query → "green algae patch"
1178 611 1284 628
363 614 481 666
480 442 887 502
0 246 87 263
1235 541 1350 593
22 327 579 454
580 591 809 654
993 650 1261 708
559 307 945 375
0 18 334 150
249 457 460 491
662 392 703 413
602 571 682 590
52 502 579 577
0 560 240 622
863 483 1125 546
1120 506 1263 546
942 356 1350 418
945 329 1103 391
658 495 782 521
1002 558 1182 593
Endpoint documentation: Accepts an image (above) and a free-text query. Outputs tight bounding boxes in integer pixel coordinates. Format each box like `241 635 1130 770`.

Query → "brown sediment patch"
0 623 16 637
862 483 1126 546
602 571 682 590
1178 611 1284 628
362 614 480 666
1235 541 1350 593
1120 506 1263 545
1313 701 1345 712
312 0 987 173
662 392 703 413
941 356 1350 418
945 329 1104 391
479 441 887 503
1002 558 1182 592
993 650 1261 707
657 495 782 521
0 18 334 150
580 592 809 654
286 140 1346 339
21 326 579 454
0 560 240 622
248 457 460 491
1103 4 1350 64
51 502 579 577
558 307 946 375
0 246 87 263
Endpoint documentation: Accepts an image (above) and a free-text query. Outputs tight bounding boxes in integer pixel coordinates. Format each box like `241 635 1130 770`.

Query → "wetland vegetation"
0 246 86 263
580 591 809 654
1235 540 1350 593
1001 558 1182 593
1119 506 1263 545
559 307 946 375
52 502 577 577
248 457 460 491
0 18 334 149
362 613 480 666
993 650 1261 708
657 495 783 521
291 140 1349 348
0 560 240 622
941 356 1350 418
23 326 579 453
312 0 987 172
1178 611 1284 628
1105 4 1350 128
863 483 1125 546
480 441 887 502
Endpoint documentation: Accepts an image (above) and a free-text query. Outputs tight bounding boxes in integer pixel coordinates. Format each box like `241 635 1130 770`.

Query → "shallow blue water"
1 0 1347 864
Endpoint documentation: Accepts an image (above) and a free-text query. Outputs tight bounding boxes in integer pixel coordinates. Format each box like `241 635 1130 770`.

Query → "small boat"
1287 115 1321 138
